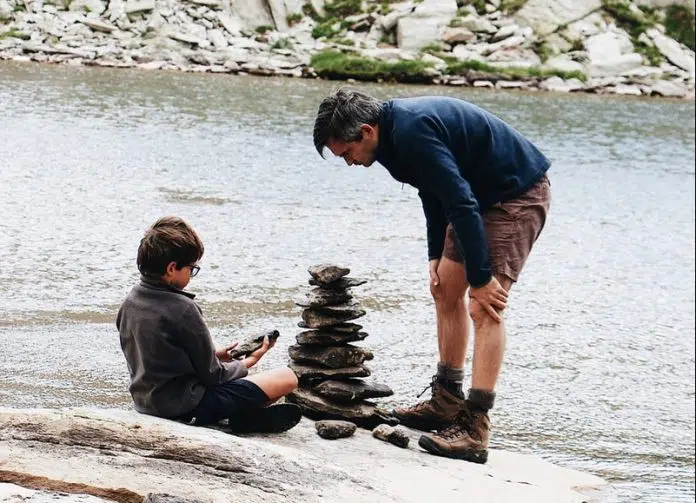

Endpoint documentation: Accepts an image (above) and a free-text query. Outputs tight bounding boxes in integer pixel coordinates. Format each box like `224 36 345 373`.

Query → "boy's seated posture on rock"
117 216 300 433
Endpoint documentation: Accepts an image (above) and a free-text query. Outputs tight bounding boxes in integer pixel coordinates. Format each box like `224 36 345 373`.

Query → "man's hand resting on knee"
469 277 508 323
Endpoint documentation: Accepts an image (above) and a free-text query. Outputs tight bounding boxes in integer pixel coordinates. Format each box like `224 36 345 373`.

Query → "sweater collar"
139 275 196 299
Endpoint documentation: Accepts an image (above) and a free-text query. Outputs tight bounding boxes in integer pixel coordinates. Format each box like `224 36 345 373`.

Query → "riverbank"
0 0 694 98
0 407 609 502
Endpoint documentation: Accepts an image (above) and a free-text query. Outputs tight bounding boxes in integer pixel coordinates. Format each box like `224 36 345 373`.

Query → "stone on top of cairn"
288 264 395 432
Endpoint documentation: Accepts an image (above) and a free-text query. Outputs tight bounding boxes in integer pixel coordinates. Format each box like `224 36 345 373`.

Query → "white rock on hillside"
515 0 602 36
396 0 457 50
585 30 643 77
647 27 695 74
0 408 608 503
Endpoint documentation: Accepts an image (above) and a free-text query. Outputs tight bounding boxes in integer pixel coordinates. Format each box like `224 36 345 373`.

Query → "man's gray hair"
313 88 383 158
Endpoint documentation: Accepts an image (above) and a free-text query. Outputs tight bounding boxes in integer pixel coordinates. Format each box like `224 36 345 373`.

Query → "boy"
117 216 301 433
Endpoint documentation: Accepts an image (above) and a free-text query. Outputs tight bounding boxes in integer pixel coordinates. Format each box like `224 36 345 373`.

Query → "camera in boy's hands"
227 330 280 359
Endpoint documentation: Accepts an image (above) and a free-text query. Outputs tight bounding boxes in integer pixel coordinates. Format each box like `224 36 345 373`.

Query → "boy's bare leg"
470 275 513 391
243 368 298 402
434 257 471 368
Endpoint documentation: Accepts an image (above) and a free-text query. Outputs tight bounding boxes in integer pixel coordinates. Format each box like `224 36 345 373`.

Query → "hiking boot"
417 404 491 464
227 403 302 434
391 378 465 432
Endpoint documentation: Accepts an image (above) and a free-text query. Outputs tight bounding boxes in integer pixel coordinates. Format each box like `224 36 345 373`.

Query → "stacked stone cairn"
286 264 398 430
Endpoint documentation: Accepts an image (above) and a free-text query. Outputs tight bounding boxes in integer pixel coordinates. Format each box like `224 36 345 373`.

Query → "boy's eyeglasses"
186 265 200 277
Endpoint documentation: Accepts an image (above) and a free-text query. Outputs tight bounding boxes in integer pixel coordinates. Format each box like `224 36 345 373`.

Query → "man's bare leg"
470 275 513 392
433 257 471 369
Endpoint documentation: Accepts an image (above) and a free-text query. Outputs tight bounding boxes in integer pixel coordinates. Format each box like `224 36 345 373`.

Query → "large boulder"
0 408 608 503
584 30 643 77
514 0 602 36
647 28 695 75
396 0 457 51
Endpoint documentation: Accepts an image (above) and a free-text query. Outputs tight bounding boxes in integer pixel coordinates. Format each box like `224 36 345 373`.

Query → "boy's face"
163 261 199 289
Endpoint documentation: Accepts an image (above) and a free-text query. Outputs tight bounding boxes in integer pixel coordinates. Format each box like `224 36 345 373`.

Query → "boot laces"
437 407 473 440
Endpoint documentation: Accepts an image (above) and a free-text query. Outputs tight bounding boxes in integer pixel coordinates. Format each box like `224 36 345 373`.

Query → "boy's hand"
216 341 239 362
243 335 275 368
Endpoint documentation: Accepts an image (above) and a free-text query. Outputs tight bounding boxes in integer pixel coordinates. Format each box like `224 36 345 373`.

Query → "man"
312 89 551 464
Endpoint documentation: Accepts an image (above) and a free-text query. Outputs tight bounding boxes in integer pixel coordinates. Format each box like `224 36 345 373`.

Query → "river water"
0 61 694 502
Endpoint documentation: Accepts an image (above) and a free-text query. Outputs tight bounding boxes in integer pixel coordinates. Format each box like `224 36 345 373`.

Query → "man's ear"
165 261 178 276
360 123 376 140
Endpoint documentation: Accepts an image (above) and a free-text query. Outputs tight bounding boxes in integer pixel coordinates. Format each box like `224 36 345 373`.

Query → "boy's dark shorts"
180 379 269 426
443 174 551 283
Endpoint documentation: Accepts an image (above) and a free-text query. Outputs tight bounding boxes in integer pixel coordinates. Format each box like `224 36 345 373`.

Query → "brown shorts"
442 175 551 283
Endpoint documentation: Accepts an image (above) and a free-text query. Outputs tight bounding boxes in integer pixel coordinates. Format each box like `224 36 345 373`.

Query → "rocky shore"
0 0 694 98
0 407 608 502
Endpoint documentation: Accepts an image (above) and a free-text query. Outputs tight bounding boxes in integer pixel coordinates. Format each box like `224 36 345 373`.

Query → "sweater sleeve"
418 188 447 261
401 119 493 287
178 304 248 385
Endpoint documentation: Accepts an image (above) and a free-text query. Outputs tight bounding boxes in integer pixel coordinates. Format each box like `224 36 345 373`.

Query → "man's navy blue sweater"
374 96 550 287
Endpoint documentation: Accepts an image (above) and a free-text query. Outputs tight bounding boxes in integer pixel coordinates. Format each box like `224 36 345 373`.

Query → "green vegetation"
500 0 527 14
531 39 552 63
445 59 588 82
270 37 294 49
286 12 303 26
601 0 659 38
420 42 445 54
310 50 436 82
301 3 321 20
255 25 273 34
323 0 362 18
333 37 356 46
665 4 695 51
13 3 26 12
570 38 584 52
634 39 663 66
312 20 338 38
0 28 29 40
449 17 464 27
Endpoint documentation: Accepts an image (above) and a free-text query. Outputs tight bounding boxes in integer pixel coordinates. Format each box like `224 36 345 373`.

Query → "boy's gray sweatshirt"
116 277 248 418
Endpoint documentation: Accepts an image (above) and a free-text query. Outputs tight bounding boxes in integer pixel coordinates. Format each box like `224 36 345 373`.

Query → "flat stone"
184 0 221 7
313 380 393 403
287 388 398 429
227 330 279 359
288 362 371 380
295 287 353 308
298 321 363 332
650 80 688 98
372 424 410 448
308 277 367 290
301 307 366 328
308 264 350 284
289 345 373 369
296 330 368 346
315 420 357 439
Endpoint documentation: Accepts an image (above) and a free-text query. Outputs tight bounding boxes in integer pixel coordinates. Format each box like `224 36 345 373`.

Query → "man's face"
327 124 379 168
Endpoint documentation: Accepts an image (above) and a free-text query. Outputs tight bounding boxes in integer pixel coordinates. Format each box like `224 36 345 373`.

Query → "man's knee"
430 280 467 309
469 299 496 329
